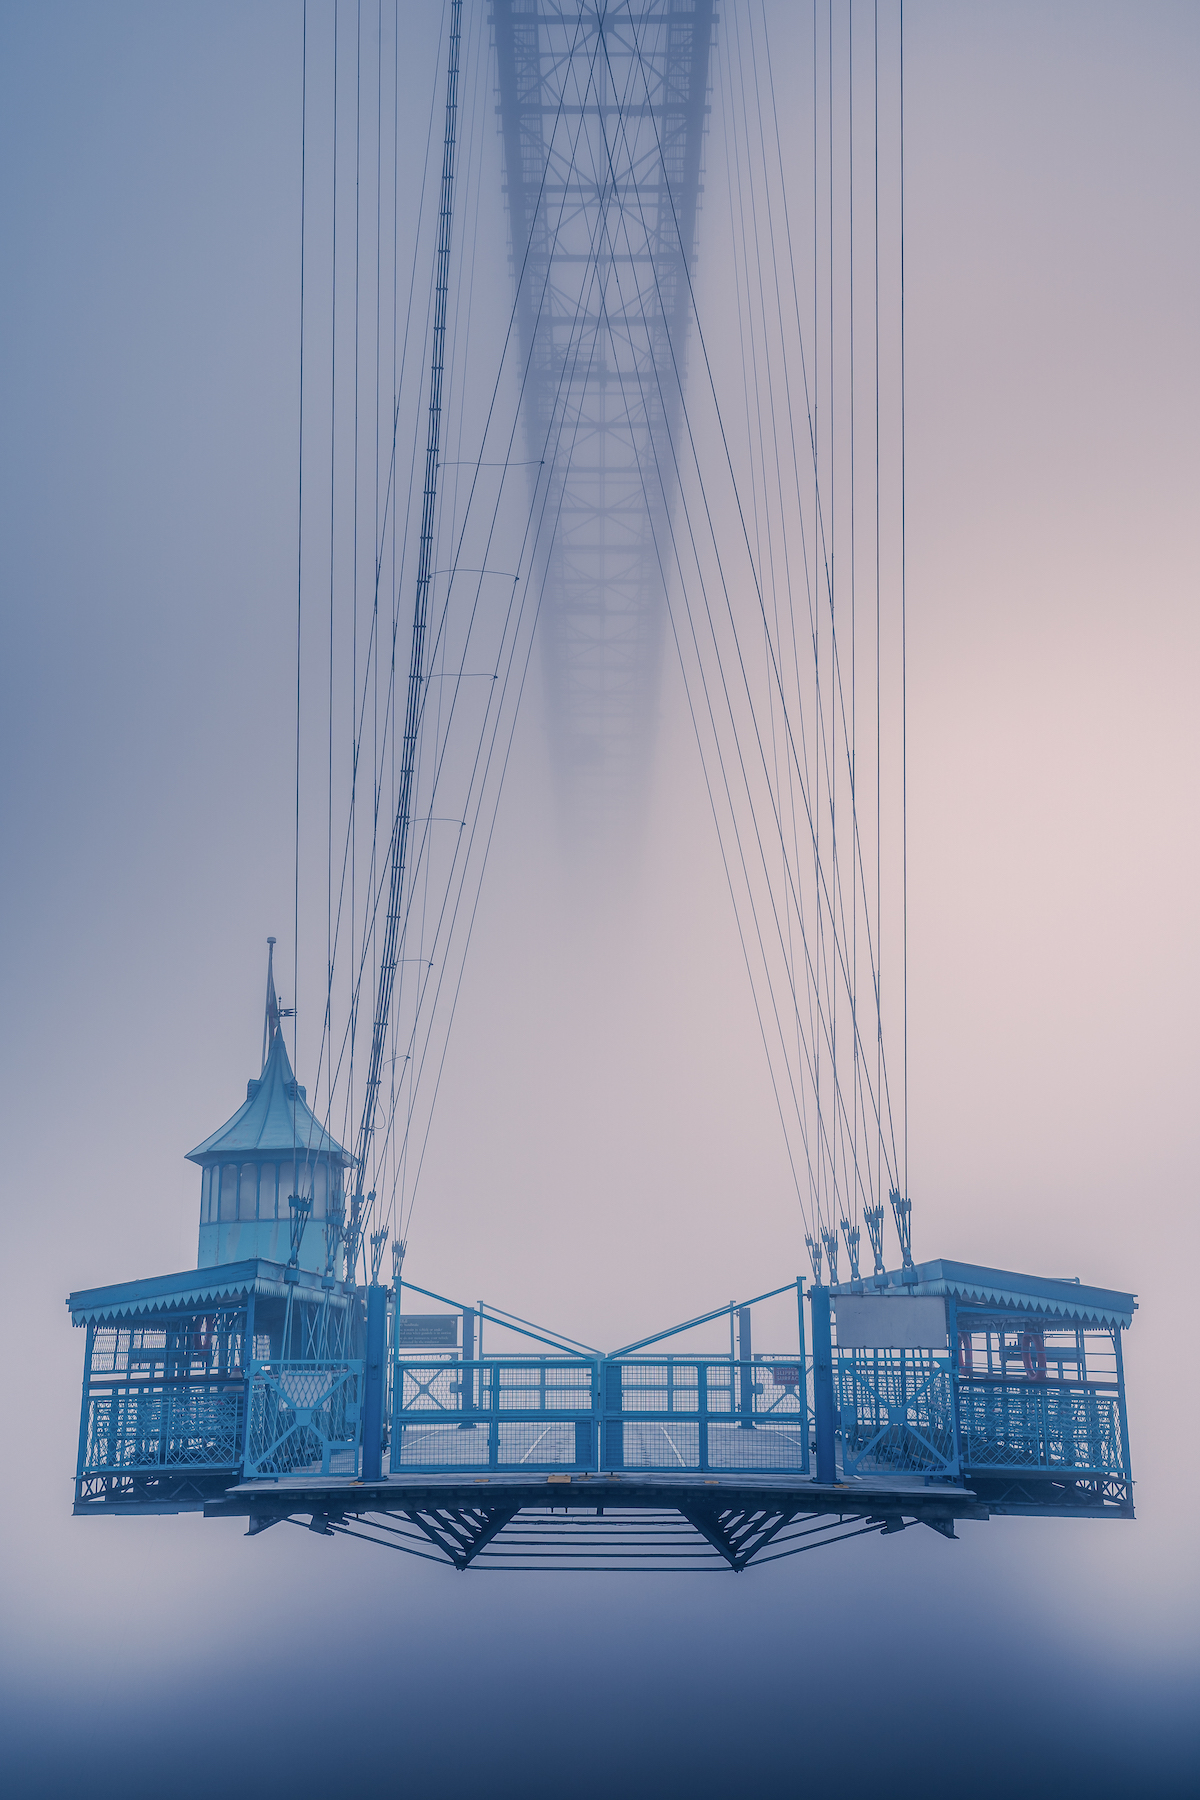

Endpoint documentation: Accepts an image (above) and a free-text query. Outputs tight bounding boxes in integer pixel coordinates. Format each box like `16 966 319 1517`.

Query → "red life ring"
1021 1329 1047 1381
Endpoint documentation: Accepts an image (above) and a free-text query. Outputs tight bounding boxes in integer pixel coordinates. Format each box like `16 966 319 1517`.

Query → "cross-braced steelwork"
493 0 714 818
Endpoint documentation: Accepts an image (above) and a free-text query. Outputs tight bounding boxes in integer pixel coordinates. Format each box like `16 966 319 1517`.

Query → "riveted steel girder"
492 0 714 820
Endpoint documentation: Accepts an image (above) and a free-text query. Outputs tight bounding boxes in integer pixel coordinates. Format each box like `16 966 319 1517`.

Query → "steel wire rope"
340 0 612 1262
344 0 466 1278
375 9 683 1232
392 0 486 1232
726 0 895 1182
731 9 841 1222
758 0 901 1186
306 1 446 1173
292 0 309 1232
606 15 894 1218
379 18 658 1241
587 23 840 1230
581 24 837 1230
615 6 898 1242
623 3 902 1197
723 6 825 1200
593 247 825 1228
339 0 603 1093
389 205 679 1238
728 1 850 1237
361 33 618 1230
900 0 908 1213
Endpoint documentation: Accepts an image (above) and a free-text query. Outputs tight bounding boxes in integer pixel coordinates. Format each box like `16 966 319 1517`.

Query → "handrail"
398 1278 601 1357
608 1282 801 1358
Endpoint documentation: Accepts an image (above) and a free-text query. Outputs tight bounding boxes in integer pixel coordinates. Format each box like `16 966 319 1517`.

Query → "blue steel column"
809 1287 837 1484
796 1278 810 1475
946 1296 961 1478
362 1285 387 1480
241 1289 256 1476
737 1305 754 1428
460 1305 475 1428
75 1320 95 1499
1113 1323 1133 1507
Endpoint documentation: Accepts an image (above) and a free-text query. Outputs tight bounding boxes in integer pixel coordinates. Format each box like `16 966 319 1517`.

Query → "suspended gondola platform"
67 1029 1136 1571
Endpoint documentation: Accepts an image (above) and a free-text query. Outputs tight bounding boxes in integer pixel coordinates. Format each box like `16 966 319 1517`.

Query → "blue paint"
362 1285 386 1480
809 1287 837 1484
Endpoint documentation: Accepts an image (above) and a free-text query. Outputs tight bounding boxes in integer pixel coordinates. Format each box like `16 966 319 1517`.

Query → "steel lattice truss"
493 0 714 816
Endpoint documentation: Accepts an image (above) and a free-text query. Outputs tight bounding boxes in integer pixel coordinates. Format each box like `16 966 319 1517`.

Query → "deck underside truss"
205 1474 989 1571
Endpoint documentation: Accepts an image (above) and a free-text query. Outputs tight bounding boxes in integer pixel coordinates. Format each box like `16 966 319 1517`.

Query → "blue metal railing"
834 1349 958 1479
245 1359 363 1478
80 1382 244 1477
390 1354 810 1475
957 1378 1126 1480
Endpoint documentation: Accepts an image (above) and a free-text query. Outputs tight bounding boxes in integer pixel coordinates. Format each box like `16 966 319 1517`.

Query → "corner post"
738 1305 754 1427
75 1320 95 1502
810 1286 837 1484
460 1306 475 1429
1113 1323 1133 1506
362 1284 387 1480
796 1278 810 1475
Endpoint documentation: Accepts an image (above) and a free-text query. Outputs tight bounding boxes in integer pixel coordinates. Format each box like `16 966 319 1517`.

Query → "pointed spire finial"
262 936 295 1071
263 938 280 1069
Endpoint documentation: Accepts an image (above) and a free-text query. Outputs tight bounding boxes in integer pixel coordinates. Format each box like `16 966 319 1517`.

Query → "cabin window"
239 1163 257 1219
220 1164 237 1221
311 1160 327 1217
259 1162 276 1219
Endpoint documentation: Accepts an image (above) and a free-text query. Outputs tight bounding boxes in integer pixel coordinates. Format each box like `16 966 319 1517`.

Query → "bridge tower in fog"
494 0 714 821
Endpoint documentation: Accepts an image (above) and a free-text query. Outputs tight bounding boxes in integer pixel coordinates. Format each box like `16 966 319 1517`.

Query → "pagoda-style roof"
185 1028 353 1167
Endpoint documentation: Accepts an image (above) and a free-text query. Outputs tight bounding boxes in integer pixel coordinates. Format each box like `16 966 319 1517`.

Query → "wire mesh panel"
835 1350 957 1478
82 1385 243 1474
604 1359 808 1473
951 1317 1129 1484
958 1382 1126 1477
245 1360 362 1478
391 1358 597 1472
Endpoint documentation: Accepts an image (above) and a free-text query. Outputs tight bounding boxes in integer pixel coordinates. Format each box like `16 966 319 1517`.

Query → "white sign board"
395 1313 459 1349
833 1295 947 1350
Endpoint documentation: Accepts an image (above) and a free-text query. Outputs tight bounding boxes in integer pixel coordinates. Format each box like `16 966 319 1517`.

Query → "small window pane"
220 1165 237 1221
240 1163 257 1220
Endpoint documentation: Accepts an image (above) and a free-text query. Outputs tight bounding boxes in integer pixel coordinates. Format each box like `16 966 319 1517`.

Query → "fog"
1 4 1196 1795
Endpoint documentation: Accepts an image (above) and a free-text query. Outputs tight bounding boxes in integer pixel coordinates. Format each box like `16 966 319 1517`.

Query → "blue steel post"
460 1306 475 1428
75 1320 95 1496
1113 1324 1133 1501
362 1285 386 1480
946 1296 961 1477
241 1289 256 1476
603 1361 624 1470
810 1287 837 1484
738 1306 754 1427
796 1278 810 1475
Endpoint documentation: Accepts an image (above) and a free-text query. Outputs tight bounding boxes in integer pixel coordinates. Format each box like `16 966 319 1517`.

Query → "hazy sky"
1 4 1197 1796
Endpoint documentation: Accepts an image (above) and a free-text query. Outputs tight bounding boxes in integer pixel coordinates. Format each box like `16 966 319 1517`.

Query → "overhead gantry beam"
492 0 715 823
